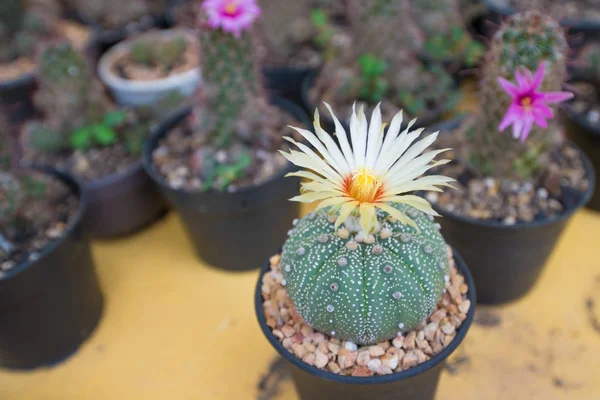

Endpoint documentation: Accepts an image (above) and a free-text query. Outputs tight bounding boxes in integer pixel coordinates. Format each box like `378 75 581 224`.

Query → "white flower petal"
365 103 383 168
324 102 355 170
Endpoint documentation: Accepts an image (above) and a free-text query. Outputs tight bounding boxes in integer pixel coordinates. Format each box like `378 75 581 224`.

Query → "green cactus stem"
281 203 449 345
464 11 569 180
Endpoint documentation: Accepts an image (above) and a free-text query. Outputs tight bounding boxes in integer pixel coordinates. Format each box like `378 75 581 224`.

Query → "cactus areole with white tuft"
279 104 455 345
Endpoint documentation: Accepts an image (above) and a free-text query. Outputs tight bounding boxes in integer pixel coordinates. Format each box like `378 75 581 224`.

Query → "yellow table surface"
0 204 599 400
1 86 600 399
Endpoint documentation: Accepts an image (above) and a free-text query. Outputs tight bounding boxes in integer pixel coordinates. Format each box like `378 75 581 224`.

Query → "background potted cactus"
424 11 595 304
0 107 103 369
98 28 201 106
144 0 311 271
22 42 174 237
304 0 462 133
255 104 476 400
258 0 351 103
0 0 92 125
561 43 600 211
65 0 169 50
412 0 486 75
479 0 600 43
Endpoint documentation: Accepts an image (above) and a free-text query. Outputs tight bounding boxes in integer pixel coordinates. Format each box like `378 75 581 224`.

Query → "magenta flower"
497 62 573 142
202 0 261 38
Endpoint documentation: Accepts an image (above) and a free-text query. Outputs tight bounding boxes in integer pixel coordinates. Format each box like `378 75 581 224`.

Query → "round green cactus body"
281 203 449 345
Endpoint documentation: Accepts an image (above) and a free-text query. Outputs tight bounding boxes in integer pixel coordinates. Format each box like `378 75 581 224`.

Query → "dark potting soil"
151 105 305 192
261 248 471 376
0 171 79 271
25 143 140 182
490 0 600 22
426 142 590 225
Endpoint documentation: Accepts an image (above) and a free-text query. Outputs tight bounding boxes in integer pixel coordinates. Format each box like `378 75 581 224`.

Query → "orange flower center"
224 2 238 15
346 168 382 203
520 96 532 108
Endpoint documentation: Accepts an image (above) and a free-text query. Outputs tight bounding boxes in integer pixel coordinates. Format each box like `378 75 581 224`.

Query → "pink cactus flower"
497 62 573 142
202 0 260 38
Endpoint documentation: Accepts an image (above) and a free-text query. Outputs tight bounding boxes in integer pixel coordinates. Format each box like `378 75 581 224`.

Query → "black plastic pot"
263 66 318 107
561 102 600 211
255 248 476 400
481 0 600 44
0 72 37 126
82 160 168 237
0 166 103 369
429 118 596 304
143 98 311 271
301 69 445 134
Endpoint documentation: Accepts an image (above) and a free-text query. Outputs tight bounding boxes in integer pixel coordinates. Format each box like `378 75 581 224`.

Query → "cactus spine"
465 11 568 179
281 204 449 345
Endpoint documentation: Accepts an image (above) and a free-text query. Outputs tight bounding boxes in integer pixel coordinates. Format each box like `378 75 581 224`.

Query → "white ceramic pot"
98 29 201 106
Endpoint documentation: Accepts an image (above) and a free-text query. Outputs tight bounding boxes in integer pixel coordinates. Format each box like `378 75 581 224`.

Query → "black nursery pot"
143 98 311 271
263 66 318 107
0 166 103 369
82 160 168 237
561 103 600 211
430 118 596 304
0 73 37 126
255 248 476 400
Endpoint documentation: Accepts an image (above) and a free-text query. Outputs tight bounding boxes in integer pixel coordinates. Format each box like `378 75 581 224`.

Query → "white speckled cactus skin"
281 203 449 345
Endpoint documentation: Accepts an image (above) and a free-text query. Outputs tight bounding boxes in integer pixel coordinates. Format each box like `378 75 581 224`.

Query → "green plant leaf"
93 125 118 146
103 110 127 127
70 127 94 150
310 8 327 27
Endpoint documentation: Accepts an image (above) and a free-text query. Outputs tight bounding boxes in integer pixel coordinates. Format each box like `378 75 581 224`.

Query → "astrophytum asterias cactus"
279 104 454 345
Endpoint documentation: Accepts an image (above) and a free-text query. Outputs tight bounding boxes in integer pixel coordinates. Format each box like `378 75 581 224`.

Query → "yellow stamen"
224 2 238 15
348 168 381 203
520 96 532 108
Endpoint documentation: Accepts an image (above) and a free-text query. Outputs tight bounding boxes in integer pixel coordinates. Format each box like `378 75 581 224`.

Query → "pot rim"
255 247 476 385
97 28 200 92
142 96 311 197
428 117 597 230
84 158 145 191
0 165 87 281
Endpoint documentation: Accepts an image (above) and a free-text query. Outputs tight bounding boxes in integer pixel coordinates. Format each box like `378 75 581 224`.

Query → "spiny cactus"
28 42 113 153
73 0 166 29
281 204 449 344
278 104 454 345
0 0 59 63
464 11 569 179
0 110 21 257
195 0 277 149
130 35 187 72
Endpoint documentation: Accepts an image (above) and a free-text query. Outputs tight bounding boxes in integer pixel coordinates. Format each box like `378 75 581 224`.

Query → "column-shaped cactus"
27 42 113 153
465 11 569 179
195 0 275 149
